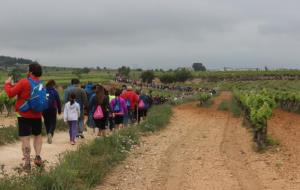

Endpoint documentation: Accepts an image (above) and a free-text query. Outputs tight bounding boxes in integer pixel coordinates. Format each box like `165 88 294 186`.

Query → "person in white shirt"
64 93 80 145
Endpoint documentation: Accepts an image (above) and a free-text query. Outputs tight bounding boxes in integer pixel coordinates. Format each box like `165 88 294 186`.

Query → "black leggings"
43 110 57 136
135 108 147 123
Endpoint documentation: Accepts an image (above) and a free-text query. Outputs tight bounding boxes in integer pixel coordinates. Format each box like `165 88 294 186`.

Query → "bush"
230 98 242 117
159 73 176 83
174 68 193 82
140 70 155 83
198 93 212 107
159 68 193 83
218 100 229 111
0 126 18 145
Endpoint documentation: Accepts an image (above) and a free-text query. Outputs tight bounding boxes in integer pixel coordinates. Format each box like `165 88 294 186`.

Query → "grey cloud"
0 0 300 69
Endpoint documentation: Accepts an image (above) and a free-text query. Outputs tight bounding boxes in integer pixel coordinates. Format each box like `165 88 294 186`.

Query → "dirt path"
95 92 292 190
0 129 94 174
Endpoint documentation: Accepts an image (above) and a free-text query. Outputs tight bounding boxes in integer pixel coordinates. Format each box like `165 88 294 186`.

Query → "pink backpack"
138 99 145 109
93 105 104 119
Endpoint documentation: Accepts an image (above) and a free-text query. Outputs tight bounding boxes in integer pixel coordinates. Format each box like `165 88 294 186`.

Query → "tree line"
0 55 38 66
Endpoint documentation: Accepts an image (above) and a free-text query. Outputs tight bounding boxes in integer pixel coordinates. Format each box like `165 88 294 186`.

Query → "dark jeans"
43 110 57 136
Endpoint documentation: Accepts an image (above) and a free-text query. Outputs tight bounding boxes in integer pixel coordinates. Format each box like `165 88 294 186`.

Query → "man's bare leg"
20 136 31 168
33 135 42 156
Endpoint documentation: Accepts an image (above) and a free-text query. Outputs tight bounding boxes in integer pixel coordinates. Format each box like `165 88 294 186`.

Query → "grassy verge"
0 126 19 145
218 100 230 111
230 98 242 117
0 104 173 190
0 119 69 146
140 104 172 132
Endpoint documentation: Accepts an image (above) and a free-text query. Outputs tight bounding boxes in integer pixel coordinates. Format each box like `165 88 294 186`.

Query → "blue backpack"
19 78 49 112
113 98 121 113
47 89 57 109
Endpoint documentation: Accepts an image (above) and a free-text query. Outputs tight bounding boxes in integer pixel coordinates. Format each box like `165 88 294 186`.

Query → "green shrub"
0 126 18 145
218 100 229 111
198 93 212 107
230 98 242 117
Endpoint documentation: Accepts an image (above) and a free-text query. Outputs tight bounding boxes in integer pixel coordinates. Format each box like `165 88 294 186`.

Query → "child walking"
64 93 80 145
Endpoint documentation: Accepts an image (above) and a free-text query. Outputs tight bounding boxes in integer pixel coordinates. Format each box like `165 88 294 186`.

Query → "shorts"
18 117 42 137
114 115 124 125
94 118 107 130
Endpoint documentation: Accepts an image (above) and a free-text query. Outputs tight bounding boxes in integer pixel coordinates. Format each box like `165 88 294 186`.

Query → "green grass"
0 104 173 190
140 104 172 132
230 98 242 117
0 126 19 145
266 135 280 147
218 100 230 111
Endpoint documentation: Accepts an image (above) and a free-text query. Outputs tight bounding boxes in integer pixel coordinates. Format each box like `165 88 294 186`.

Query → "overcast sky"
0 0 299 69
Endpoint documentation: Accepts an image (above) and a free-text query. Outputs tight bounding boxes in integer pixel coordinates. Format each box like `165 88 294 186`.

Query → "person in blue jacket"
43 80 62 144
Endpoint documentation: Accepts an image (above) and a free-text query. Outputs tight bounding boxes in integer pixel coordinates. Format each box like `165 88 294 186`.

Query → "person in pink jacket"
110 89 127 130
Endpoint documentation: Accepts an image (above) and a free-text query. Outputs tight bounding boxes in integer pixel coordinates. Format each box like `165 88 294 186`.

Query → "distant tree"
0 55 38 66
82 67 90 74
118 66 131 77
174 68 193 82
192 62 206 71
159 73 176 83
96 66 101 70
136 68 143 72
140 70 155 83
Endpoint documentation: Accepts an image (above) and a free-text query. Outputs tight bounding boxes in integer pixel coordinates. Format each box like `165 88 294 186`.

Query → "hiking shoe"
47 134 52 144
70 141 76 145
79 134 85 139
34 155 43 167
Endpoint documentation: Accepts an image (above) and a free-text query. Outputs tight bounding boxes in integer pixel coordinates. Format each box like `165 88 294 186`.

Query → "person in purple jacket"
110 88 127 130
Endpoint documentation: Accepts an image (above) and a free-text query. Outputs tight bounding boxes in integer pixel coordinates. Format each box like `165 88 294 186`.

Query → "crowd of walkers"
63 80 153 143
3 63 155 170
3 63 214 171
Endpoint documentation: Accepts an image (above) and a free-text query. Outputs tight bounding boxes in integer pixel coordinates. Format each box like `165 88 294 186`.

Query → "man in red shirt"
4 63 44 170
121 86 139 125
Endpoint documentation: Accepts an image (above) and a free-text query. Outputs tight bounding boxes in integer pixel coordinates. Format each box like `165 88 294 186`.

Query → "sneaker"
79 134 85 139
71 141 76 145
34 155 43 167
47 134 52 144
